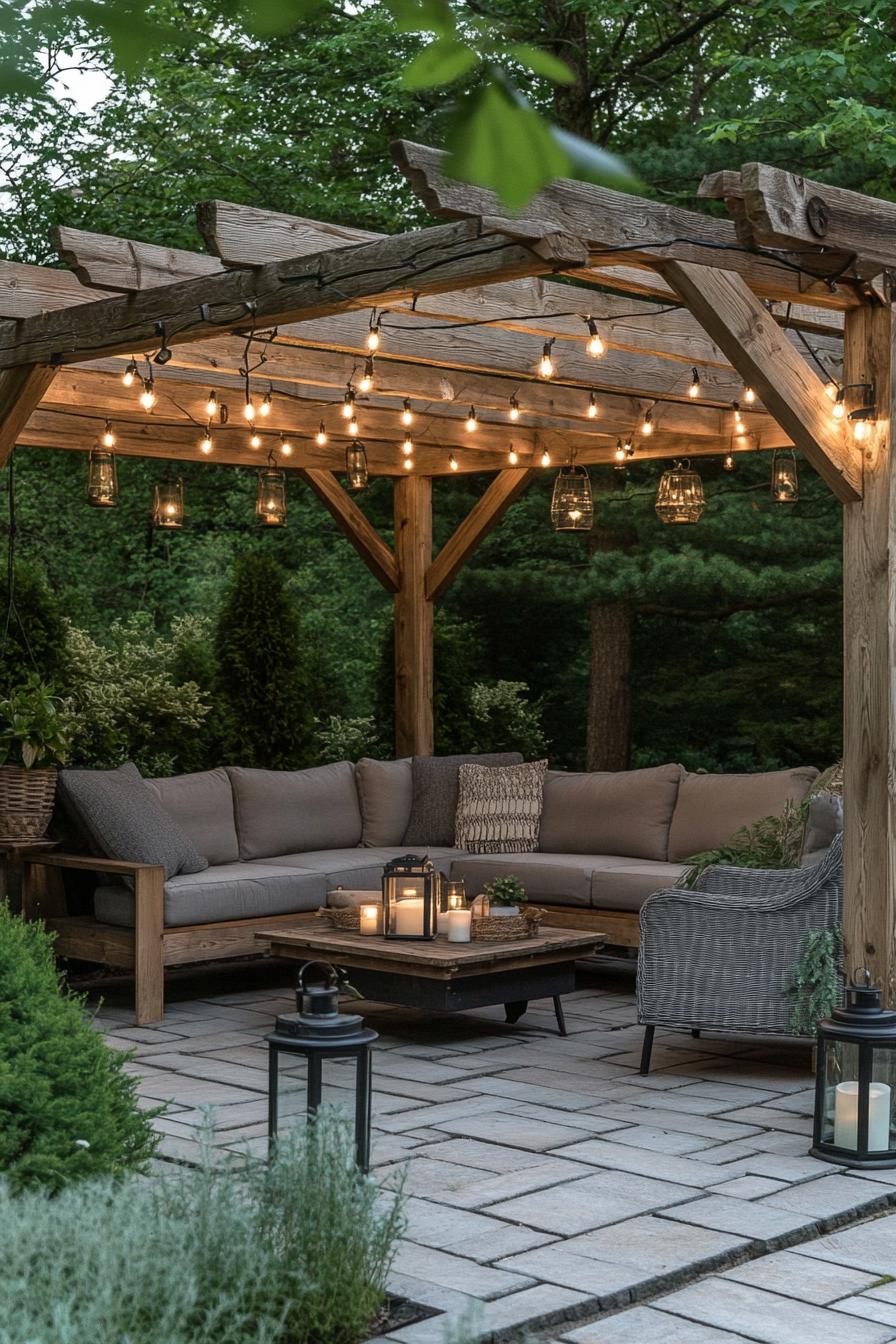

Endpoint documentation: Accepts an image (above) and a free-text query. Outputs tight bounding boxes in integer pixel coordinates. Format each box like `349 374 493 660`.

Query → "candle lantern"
152 478 184 528
550 465 593 532
345 442 369 491
771 449 799 502
811 971 896 1168
266 961 377 1171
86 444 118 507
655 460 705 524
256 455 287 526
382 853 437 940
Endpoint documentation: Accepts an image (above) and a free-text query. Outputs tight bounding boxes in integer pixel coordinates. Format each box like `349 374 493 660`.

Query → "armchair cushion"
668 766 819 862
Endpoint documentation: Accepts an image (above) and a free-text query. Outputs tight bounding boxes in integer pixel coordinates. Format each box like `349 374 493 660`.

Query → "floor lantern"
382 854 437 939
811 971 896 1168
266 961 377 1172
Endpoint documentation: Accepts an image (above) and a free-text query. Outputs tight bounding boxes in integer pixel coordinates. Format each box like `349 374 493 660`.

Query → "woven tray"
471 907 543 942
317 906 362 931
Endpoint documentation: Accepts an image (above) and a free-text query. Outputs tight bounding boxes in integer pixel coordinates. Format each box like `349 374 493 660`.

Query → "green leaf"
384 0 456 38
69 2 187 73
508 44 575 85
239 0 327 37
400 38 479 90
445 82 572 212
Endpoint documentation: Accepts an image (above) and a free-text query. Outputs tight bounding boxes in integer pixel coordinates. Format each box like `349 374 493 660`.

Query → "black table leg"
504 999 528 1025
553 996 568 1037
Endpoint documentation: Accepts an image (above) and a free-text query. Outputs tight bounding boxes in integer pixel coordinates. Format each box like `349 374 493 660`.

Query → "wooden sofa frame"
21 852 637 1024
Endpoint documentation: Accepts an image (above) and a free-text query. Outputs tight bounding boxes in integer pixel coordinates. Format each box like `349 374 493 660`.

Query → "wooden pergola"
1 143 892 998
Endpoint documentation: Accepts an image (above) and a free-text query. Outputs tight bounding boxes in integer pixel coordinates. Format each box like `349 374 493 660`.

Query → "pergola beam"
298 468 399 591
426 469 538 602
0 365 57 468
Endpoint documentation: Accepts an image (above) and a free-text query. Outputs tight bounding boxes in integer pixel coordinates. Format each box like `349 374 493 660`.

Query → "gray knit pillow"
403 752 523 847
455 760 548 854
58 762 208 880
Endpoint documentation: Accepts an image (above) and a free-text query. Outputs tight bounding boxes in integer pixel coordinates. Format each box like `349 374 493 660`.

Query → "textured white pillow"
454 760 548 854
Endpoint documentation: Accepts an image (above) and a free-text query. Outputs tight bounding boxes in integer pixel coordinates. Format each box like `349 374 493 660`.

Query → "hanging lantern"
811 972 896 1169
382 854 437 940
86 444 118 507
550 465 593 532
655 460 705 525
256 455 287 527
771 450 799 502
152 478 184 528
345 442 368 491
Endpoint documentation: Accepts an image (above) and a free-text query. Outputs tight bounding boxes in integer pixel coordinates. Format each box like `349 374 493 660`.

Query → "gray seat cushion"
229 763 362 860
58 762 207 880
257 846 468 890
356 758 413 847
668 766 819 862
146 768 239 866
94 862 325 928
404 753 524 847
538 765 683 863
589 859 690 913
449 852 596 908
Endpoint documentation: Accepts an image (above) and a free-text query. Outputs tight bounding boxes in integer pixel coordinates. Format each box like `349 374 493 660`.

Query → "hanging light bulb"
315 421 327 447
723 452 735 472
688 368 700 399
279 435 293 457
153 478 184 529
732 402 744 431
825 380 839 401
449 454 459 472
465 406 477 433
625 434 635 458
401 399 414 427
585 318 605 358
249 431 262 449
614 438 626 464
139 377 156 411
342 387 355 419
359 357 375 393
743 385 756 404
540 448 551 467
122 358 138 388
366 319 380 352
771 449 799 501
508 445 519 466
655 461 705 524
508 395 520 422
205 390 218 419
832 388 846 420
345 442 368 490
538 340 556 380
86 443 118 507
551 463 593 532
243 395 256 422
259 389 272 418
199 429 214 455
348 415 359 436
101 419 116 448
256 454 287 527
402 432 414 458
854 418 869 442
640 409 654 436
403 456 413 470
587 391 598 420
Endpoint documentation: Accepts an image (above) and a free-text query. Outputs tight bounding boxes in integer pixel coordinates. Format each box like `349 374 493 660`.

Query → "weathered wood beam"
0 261 93 317
0 219 588 369
393 140 864 310
298 468 399 591
842 303 896 1004
0 365 57 467
426 469 537 601
394 474 433 755
53 226 222 291
662 261 861 503
197 200 379 263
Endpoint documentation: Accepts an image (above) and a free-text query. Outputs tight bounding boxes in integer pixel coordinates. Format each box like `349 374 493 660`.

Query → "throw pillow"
455 760 548 854
403 752 523 847
57 762 208 881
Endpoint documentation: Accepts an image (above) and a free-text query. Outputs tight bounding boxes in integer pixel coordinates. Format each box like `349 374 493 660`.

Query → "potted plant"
482 875 526 917
0 678 71 840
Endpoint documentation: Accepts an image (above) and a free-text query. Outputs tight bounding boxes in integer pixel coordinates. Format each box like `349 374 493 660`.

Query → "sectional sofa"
21 755 827 1024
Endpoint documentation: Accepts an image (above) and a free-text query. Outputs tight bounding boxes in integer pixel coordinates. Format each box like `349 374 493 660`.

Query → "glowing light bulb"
508 447 519 466
359 358 374 393
279 437 293 456
199 433 213 455
122 359 137 388
449 454 458 471
743 385 756 404
243 398 256 422
402 433 413 457
641 410 654 436
854 418 869 442
366 323 380 352
585 319 604 358
832 395 846 421
342 390 354 419
614 439 626 463
688 368 700 399
348 415 359 436
139 380 156 411
249 432 262 449
540 449 551 467
259 390 272 417
465 407 477 433
205 390 218 419
315 422 327 447
587 392 598 420
403 456 413 470
101 419 115 448
538 341 555 379
825 380 839 401
401 399 414 427
723 453 735 472
508 395 520 422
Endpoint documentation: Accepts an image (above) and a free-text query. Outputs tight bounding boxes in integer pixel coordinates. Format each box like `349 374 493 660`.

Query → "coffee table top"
257 922 605 978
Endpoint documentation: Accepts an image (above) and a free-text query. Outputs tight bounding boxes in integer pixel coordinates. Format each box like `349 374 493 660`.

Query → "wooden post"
394 475 433 757
842 303 896 1004
134 864 165 1025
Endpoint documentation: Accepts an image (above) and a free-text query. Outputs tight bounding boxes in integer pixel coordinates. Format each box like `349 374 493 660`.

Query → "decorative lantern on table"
266 961 377 1171
811 971 896 1169
382 854 437 940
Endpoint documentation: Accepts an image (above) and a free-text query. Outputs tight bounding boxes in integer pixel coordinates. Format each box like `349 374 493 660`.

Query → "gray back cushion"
403 753 524 848
801 792 843 868
539 764 683 862
356 758 413 847
229 762 362 860
146 768 239 866
58 762 208 879
668 766 819 862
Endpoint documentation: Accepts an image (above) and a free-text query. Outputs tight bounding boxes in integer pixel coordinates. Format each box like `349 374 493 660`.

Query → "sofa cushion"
229 763 362 860
539 765 683 863
58 762 207 880
800 791 843 868
257 846 468 890
146 768 239 866
668 766 819 862
356 758 413 847
94 860 323 928
449 852 595 908
455 759 547 854
589 859 689 913
404 753 524 847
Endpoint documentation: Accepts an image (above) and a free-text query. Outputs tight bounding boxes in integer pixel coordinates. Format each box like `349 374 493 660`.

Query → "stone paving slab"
488 1169 702 1235
561 1304 752 1342
720 1248 882 1304
654 1278 896 1344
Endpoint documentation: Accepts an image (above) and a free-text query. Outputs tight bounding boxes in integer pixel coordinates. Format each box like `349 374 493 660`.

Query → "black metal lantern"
345 441 369 491
152 478 184 528
550 464 593 532
267 961 377 1171
86 443 118 506
655 460 705 524
771 449 799 502
256 454 287 526
811 972 896 1169
382 853 437 939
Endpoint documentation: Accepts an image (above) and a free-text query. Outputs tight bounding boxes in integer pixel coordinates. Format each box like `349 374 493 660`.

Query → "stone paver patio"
91 962 896 1344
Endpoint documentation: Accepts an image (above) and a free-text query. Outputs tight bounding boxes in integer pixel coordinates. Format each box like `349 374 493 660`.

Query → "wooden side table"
0 839 59 914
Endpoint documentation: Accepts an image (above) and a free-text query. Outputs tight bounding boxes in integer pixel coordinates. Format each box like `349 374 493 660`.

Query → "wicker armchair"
637 833 842 1074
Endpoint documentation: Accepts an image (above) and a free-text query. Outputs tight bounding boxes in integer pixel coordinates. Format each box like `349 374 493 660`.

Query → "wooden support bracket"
426 468 538 602
298 468 399 591
0 364 57 468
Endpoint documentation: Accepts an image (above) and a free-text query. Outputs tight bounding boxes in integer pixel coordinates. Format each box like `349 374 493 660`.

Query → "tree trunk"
586 505 633 772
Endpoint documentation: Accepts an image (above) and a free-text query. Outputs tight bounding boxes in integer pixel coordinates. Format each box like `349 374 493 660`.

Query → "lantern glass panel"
256 467 287 526
821 1039 859 1149
382 856 436 939
153 480 183 528
871 1048 896 1151
86 447 118 506
655 463 705 524
772 452 799 502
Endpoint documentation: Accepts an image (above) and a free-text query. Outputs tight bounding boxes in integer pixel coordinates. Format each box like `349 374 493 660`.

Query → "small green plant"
317 713 387 764
0 904 158 1192
788 927 843 1036
483 874 527 907
0 676 72 768
679 800 809 889
0 1111 404 1344
468 680 548 759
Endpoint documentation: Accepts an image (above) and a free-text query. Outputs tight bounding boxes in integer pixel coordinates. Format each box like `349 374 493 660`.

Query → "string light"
259 389 272 418
401 399 414 427
723 452 735 472
465 406 477 433
538 339 556 380
508 395 520 422
279 435 293 457
342 386 355 419
540 448 551 467
854 418 869 442
359 357 375 393
743 385 756 404
449 454 458 471
732 401 744 430
402 432 414 457
199 429 214 455
640 409 654 436
688 368 700 399
832 388 846 420
614 438 626 463
139 376 156 411
249 431 262 449
243 395 256 422
587 391 598 419
205 390 218 419
508 445 519 465
122 359 138 388
348 415 359 436
101 419 115 448
366 318 380 352
825 380 839 401
315 421 327 447
403 456 413 470
625 433 635 457
585 318 605 358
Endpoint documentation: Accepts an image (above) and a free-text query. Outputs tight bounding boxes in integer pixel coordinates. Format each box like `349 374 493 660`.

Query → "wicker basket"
0 765 57 841
471 907 543 942
317 906 362 932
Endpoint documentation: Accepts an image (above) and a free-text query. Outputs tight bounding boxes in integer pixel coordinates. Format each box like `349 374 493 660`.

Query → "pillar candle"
359 904 380 936
394 898 424 937
447 909 472 943
833 1081 892 1151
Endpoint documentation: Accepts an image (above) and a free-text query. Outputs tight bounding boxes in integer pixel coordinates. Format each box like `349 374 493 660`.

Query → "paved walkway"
92 963 896 1344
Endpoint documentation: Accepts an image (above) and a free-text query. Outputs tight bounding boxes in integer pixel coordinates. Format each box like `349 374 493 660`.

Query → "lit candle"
394 898 424 937
359 904 380 936
833 1081 892 1151
447 909 472 943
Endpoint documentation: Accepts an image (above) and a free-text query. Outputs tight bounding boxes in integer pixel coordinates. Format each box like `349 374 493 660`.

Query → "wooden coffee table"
257 924 605 1035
